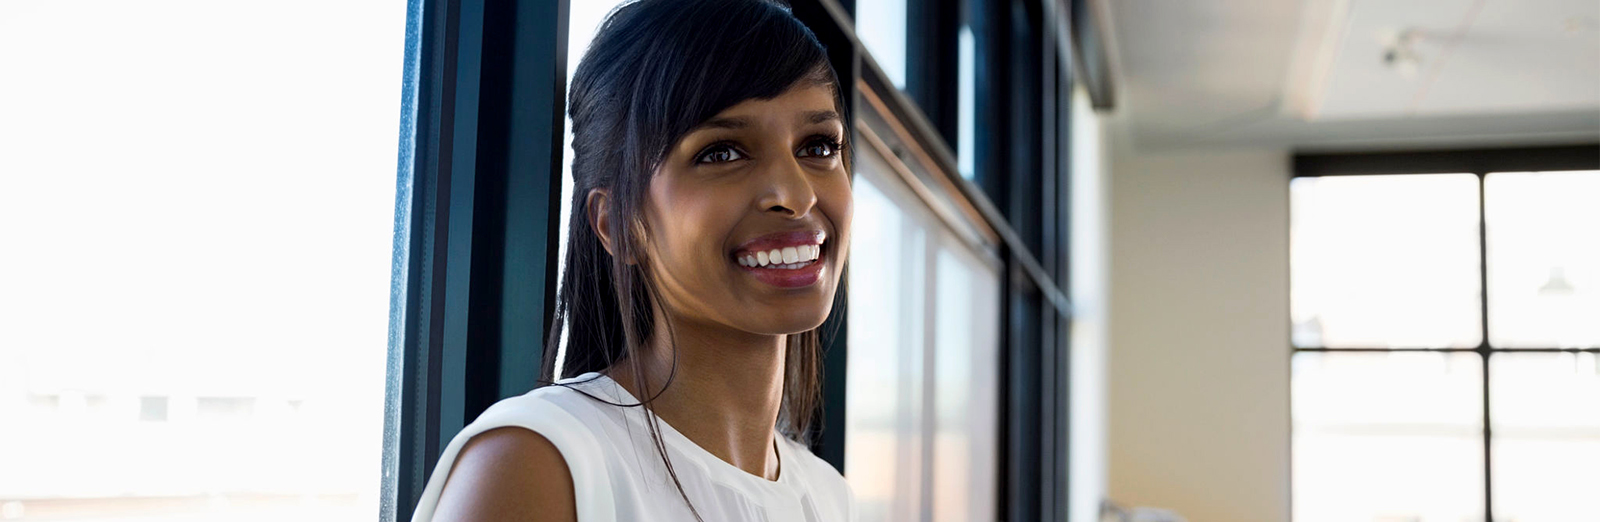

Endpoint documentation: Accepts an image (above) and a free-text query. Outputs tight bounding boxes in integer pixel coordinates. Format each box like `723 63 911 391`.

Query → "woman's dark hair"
540 0 850 517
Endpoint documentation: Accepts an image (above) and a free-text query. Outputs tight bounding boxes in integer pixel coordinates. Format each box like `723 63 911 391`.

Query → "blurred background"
0 0 1595 521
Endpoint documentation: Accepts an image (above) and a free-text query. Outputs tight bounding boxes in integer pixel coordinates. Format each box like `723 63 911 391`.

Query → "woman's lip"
730 229 827 257
734 250 826 288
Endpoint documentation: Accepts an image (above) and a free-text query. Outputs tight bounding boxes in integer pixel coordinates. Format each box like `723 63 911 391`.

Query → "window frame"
1289 143 1600 522
383 0 570 519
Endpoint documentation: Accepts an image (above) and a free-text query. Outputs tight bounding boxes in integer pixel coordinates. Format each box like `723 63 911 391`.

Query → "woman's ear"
587 188 638 265
586 188 618 257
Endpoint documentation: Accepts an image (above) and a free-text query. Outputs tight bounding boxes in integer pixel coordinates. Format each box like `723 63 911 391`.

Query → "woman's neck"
606 314 786 481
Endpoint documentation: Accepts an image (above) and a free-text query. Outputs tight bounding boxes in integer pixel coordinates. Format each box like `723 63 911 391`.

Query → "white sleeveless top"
410 372 858 522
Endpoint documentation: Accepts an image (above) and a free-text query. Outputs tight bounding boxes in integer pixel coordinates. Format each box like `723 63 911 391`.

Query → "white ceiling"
1103 0 1600 151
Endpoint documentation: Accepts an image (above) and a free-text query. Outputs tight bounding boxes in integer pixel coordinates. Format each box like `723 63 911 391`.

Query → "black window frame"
382 0 569 519
1290 143 1600 522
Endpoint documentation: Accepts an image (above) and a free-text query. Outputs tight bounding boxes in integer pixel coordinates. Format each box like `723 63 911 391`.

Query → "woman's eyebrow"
802 110 840 126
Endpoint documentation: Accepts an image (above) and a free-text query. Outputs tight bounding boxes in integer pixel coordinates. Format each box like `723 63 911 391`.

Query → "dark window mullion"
1477 171 1493 522
905 0 959 146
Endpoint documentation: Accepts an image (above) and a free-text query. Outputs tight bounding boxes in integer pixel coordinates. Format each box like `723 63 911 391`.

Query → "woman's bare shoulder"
430 427 578 522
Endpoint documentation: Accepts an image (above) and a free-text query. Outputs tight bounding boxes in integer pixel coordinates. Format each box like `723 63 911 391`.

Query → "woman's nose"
757 156 818 218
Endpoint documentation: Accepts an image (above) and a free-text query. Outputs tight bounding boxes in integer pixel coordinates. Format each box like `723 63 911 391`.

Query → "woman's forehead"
705 84 840 127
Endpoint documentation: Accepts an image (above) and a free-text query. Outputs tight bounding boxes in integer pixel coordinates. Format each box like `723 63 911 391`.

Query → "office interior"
1 0 1596 521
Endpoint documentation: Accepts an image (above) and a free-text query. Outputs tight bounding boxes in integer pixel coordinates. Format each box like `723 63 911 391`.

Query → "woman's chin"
740 304 834 336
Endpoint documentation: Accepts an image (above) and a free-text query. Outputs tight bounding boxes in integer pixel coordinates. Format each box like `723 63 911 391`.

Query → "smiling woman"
409 1 857 521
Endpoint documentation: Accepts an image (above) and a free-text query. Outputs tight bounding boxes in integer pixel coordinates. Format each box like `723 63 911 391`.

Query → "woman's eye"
696 144 744 164
797 138 840 158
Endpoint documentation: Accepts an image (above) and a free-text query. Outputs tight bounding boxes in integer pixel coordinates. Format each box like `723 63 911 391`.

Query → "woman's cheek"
822 181 853 267
827 178 853 231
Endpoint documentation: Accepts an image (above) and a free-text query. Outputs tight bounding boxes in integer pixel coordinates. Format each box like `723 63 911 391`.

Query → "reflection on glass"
931 245 1000 522
1290 174 1482 348
855 0 907 88
846 174 924 521
1292 352 1484 522
1486 171 1600 349
1490 353 1600 522
0 1 404 520
846 139 1004 521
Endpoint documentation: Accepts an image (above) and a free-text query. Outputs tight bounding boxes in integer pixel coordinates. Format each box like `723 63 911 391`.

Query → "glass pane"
0 1 404 520
855 0 907 88
957 24 976 179
1290 174 1482 348
1486 171 1600 349
846 172 927 522
930 239 1001 522
1292 352 1484 522
1490 353 1600 522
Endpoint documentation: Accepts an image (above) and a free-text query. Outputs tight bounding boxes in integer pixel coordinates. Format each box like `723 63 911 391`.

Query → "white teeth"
736 243 824 268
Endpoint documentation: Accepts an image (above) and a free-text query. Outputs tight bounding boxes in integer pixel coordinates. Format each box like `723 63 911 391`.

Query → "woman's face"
640 81 852 336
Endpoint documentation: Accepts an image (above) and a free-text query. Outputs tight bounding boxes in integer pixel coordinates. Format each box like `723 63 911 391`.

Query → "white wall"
1106 146 1292 522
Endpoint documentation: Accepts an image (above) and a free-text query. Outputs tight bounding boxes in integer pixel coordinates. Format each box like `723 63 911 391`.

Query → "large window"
1290 152 1600 522
0 1 406 520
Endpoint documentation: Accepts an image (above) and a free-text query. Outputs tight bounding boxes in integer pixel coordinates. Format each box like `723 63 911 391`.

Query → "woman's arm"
430 427 579 522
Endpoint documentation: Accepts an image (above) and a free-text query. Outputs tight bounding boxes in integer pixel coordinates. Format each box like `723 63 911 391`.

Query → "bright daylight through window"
1290 170 1600 522
0 1 406 520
